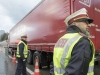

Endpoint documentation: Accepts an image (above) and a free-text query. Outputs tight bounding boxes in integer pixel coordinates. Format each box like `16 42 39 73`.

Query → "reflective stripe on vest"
16 41 28 58
54 66 94 74
88 66 94 73
54 33 95 75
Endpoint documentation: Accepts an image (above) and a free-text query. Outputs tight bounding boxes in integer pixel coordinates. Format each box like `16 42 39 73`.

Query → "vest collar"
66 25 82 33
66 25 88 37
21 39 27 44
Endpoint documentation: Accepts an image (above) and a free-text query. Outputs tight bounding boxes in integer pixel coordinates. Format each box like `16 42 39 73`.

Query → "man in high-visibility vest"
50 8 95 75
15 35 28 75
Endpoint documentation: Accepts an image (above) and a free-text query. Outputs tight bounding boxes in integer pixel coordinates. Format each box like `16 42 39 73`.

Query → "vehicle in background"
8 0 100 68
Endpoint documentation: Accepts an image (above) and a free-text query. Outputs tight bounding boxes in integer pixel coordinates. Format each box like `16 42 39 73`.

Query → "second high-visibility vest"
53 33 95 75
16 41 28 58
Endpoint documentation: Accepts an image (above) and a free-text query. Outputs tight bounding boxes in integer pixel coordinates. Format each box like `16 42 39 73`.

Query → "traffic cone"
12 52 16 63
32 57 41 75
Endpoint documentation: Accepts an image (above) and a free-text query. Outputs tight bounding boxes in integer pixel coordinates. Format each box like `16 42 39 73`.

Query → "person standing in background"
15 35 28 75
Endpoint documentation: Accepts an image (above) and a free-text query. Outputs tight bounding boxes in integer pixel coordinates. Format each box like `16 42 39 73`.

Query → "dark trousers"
15 58 27 75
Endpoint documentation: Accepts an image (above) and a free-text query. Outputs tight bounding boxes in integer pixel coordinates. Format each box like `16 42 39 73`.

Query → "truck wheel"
27 50 33 64
10 48 14 55
8 48 11 54
47 62 50 68
98 60 100 67
33 51 42 69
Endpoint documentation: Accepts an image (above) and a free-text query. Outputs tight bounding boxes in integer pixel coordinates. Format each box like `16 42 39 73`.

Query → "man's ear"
72 22 77 25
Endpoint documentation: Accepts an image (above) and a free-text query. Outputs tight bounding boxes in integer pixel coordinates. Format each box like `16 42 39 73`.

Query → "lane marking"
8 55 34 75
26 67 34 74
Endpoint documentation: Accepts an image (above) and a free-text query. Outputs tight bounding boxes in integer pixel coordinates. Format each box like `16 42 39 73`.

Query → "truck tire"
33 51 42 69
98 60 100 67
10 48 14 55
27 50 33 64
8 48 11 54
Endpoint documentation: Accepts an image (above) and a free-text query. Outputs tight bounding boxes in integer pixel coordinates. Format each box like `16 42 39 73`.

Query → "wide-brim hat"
21 35 27 38
64 8 93 25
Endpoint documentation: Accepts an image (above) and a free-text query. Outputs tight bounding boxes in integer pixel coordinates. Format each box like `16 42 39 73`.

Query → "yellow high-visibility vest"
53 33 95 75
16 41 28 58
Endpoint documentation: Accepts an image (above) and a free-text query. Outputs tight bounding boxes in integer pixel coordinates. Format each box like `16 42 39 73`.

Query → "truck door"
93 0 100 51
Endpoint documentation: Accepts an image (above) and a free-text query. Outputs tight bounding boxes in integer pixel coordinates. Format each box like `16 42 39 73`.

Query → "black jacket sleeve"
50 62 54 75
19 43 25 59
65 37 92 75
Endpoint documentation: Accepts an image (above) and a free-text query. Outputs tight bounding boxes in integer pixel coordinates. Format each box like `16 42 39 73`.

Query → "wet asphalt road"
0 46 49 75
0 46 100 75
0 49 7 75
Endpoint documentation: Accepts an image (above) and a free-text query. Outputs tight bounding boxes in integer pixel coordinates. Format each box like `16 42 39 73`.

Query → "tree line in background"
0 30 9 42
0 33 9 42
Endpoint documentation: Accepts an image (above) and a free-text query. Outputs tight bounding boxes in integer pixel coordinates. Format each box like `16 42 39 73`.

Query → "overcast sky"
0 0 42 33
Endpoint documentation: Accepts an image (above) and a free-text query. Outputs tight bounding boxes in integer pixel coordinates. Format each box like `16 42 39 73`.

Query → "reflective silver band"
88 66 94 73
54 66 65 74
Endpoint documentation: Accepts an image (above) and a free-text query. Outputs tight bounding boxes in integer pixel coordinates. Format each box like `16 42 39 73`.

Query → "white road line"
26 67 34 75
9 55 12 59
8 55 34 75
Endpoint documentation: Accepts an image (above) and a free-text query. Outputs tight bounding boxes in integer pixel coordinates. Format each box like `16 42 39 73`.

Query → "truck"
8 0 100 68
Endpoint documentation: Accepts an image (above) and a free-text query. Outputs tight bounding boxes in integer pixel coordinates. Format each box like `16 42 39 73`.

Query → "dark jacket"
50 25 92 75
18 39 27 60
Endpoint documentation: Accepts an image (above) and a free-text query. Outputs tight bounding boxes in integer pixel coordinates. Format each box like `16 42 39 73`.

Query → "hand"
23 59 26 62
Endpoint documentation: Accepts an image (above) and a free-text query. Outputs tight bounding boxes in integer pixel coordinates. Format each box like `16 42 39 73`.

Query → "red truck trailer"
8 0 100 68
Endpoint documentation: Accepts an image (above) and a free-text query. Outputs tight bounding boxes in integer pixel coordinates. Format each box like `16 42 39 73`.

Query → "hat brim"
86 18 93 24
75 18 93 24
21 36 27 38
